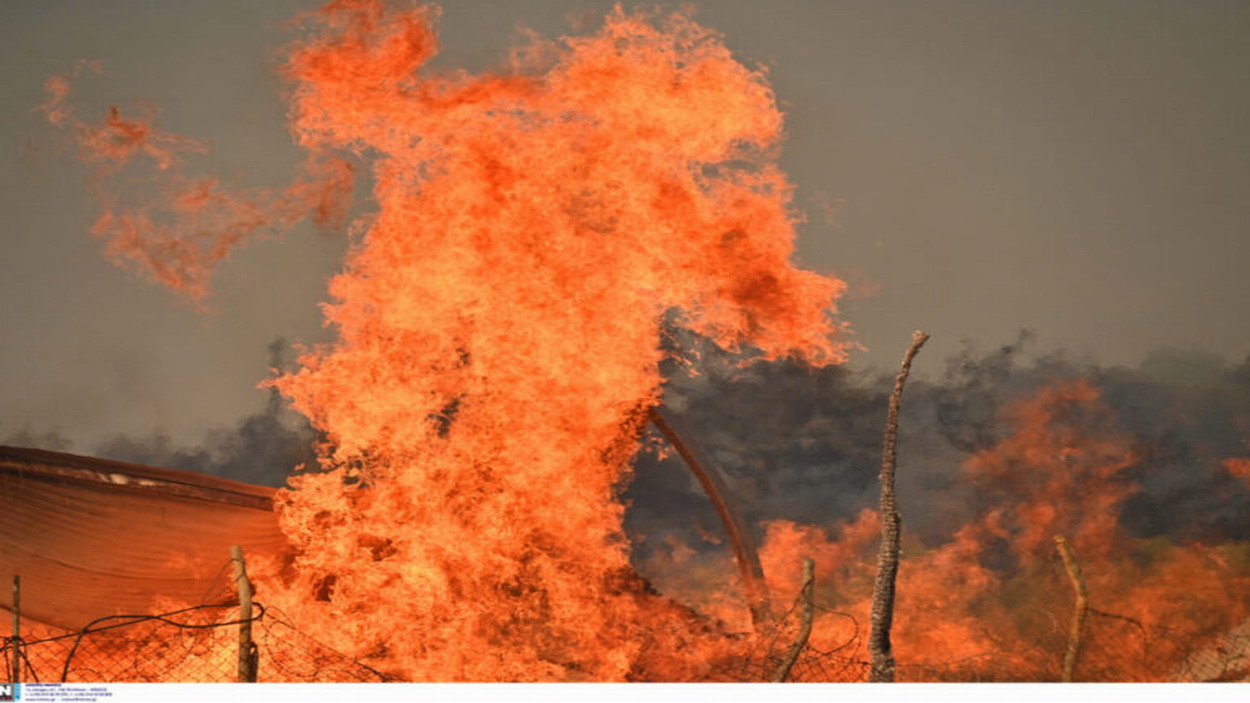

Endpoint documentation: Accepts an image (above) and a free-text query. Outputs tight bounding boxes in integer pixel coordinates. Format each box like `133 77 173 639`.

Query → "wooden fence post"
230 546 258 682
10 575 19 684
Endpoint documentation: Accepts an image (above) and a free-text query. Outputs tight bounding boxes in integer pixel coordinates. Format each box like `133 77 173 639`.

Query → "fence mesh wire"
2 578 1246 682
3 601 390 683
701 594 1249 682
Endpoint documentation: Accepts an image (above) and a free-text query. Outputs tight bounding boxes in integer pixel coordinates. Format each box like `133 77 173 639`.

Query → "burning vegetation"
15 0 1250 683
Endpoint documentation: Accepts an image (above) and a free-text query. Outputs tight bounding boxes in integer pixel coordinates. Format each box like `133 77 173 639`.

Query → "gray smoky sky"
2 1 1249 451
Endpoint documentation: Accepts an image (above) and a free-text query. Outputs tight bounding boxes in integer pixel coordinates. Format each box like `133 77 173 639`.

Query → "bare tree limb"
772 558 815 682
869 330 929 682
1055 534 1089 682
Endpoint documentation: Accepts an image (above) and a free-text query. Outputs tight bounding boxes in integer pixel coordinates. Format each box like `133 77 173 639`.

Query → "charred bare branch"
869 330 929 682
772 557 815 682
1055 534 1089 682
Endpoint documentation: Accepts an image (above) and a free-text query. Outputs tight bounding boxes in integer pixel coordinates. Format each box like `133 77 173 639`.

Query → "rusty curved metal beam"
647 406 772 628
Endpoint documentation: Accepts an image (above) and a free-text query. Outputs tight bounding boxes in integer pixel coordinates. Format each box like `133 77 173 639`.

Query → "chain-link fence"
701 600 867 682
2 600 390 683
3 585 1244 682
702 595 1249 682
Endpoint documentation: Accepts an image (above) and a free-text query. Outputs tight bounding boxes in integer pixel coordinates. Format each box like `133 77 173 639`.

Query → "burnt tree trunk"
868 330 929 682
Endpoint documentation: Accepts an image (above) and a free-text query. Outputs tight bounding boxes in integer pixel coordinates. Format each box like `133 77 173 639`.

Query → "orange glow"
22 603 238 683
894 380 1249 680
1225 458 1250 486
735 380 1250 681
40 0 1248 683
255 1 847 681
43 1 850 678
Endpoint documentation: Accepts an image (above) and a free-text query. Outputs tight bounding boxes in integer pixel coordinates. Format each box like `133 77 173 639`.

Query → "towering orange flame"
38 2 1250 682
249 0 846 680
42 0 850 680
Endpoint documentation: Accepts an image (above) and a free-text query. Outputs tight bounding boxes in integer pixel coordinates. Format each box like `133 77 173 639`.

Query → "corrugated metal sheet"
0 446 288 630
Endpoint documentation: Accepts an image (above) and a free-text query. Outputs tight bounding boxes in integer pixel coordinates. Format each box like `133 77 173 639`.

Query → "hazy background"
2 0 1249 454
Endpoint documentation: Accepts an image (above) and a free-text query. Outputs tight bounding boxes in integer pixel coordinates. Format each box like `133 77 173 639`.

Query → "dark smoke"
625 330 1250 573
90 338 318 487
6 328 1247 544
0 425 73 452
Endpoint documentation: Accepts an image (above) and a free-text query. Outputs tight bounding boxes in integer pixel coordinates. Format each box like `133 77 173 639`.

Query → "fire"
739 379 1250 681
260 1 849 680
1226 458 1250 487
42 0 1246 683
44 0 850 681
40 63 353 303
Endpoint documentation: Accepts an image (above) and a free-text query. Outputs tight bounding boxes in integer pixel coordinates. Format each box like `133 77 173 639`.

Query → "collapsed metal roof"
0 445 287 631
